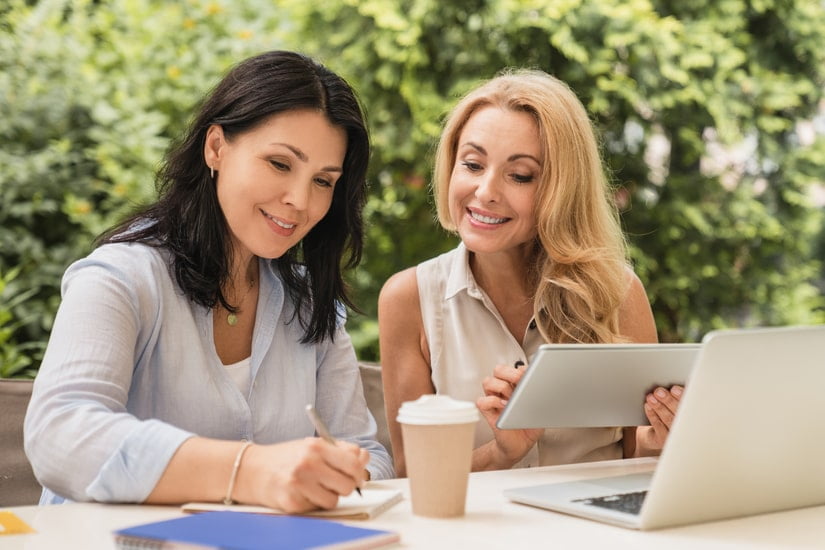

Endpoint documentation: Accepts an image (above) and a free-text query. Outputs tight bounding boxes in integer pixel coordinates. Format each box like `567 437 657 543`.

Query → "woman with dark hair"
24 50 393 512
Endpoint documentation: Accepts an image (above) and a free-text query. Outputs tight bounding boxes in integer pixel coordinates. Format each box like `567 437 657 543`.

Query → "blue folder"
114 510 399 549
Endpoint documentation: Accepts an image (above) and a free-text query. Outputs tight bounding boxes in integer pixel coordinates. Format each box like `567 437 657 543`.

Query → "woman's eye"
314 177 333 188
461 161 482 172
270 160 290 171
511 173 534 184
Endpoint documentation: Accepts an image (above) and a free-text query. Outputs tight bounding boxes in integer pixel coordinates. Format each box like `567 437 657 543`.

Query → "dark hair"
99 50 369 343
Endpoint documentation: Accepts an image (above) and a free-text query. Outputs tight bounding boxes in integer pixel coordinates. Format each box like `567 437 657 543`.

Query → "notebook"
496 343 701 428
113 511 400 549
504 324 825 530
182 488 403 520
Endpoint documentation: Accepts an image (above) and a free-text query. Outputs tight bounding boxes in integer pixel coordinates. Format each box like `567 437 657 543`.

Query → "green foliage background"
1 0 824 377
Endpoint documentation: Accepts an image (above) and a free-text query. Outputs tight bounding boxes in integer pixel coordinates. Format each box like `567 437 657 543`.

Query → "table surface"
3 457 825 549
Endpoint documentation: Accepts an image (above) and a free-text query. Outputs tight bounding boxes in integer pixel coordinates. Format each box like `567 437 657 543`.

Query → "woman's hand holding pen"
233 438 369 513
476 361 543 468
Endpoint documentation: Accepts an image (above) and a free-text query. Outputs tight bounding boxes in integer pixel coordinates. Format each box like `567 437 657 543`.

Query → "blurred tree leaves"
0 0 290 374
286 0 825 349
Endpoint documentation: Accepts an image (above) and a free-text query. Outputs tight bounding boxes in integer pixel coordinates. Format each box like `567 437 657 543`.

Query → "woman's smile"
466 206 510 226
261 208 298 236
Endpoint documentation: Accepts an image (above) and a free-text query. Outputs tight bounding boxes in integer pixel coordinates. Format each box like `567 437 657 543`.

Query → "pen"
305 404 363 496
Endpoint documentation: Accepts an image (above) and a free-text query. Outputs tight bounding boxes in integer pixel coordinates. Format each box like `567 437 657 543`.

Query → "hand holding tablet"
496 344 702 429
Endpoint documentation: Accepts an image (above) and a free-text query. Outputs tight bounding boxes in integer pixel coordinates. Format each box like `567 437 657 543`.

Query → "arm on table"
148 436 369 513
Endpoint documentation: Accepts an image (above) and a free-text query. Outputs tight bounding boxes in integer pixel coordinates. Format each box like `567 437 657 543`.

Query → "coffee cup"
397 394 479 517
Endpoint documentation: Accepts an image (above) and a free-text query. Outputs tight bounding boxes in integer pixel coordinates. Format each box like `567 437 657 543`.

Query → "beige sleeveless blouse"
416 243 623 467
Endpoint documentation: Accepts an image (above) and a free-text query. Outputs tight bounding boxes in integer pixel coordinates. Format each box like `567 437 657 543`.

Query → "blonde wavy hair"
432 69 629 343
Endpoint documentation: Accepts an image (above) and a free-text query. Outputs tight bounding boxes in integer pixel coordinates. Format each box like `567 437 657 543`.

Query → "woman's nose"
281 180 312 210
474 171 501 203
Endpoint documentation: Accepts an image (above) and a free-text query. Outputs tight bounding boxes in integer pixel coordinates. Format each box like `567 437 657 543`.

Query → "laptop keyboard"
573 490 648 515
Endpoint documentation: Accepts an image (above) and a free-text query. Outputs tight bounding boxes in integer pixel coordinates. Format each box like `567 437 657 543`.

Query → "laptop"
496 343 702 428
503 325 825 530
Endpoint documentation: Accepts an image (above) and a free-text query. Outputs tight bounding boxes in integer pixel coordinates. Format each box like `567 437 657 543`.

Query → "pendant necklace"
226 276 256 327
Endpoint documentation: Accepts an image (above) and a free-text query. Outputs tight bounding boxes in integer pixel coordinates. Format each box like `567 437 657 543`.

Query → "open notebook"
182 488 403 520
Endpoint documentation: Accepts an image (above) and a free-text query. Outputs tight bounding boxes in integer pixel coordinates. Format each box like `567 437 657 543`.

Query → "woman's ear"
203 124 225 172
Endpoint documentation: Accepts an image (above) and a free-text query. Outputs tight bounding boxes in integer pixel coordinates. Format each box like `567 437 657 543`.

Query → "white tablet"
496 343 702 428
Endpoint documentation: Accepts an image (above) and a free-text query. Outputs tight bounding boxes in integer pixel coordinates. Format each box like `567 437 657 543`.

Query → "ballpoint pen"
305 404 363 496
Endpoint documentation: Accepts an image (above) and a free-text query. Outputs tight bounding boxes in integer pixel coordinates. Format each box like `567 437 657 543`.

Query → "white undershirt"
223 357 252 396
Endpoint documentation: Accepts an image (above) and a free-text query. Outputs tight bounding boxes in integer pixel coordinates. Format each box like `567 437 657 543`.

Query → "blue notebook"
113 511 400 549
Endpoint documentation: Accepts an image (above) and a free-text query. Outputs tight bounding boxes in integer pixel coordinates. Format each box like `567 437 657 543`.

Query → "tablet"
496 343 702 429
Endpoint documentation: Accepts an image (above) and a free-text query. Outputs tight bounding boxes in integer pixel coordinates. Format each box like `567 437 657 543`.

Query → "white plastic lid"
396 394 479 425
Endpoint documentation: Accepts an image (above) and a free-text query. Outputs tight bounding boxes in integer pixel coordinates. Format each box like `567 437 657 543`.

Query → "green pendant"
227 313 238 326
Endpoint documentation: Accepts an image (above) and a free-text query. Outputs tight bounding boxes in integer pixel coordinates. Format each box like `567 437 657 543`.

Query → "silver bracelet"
224 440 253 505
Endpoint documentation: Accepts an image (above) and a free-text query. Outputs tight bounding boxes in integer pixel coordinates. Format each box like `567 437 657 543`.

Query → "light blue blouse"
24 242 393 504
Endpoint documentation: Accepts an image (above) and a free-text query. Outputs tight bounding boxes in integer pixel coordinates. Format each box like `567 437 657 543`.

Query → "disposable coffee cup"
397 394 479 517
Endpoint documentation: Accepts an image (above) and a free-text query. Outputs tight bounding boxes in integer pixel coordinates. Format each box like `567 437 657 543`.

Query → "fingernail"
647 394 658 404
514 360 525 369
671 386 683 397
655 388 667 398
501 399 508 406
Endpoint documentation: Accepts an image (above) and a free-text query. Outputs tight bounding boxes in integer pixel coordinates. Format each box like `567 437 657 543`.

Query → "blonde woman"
379 70 681 476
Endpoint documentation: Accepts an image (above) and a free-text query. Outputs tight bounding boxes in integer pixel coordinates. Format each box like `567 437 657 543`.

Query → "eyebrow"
271 143 343 173
462 142 541 165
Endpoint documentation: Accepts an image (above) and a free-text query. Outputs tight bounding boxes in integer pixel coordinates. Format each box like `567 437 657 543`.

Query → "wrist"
224 441 254 505
622 427 639 458
473 440 516 471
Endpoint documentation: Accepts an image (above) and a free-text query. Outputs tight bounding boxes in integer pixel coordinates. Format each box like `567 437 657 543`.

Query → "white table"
3 457 824 549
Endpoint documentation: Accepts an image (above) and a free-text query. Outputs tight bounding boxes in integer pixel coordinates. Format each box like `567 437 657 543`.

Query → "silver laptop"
503 325 825 530
497 343 701 428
